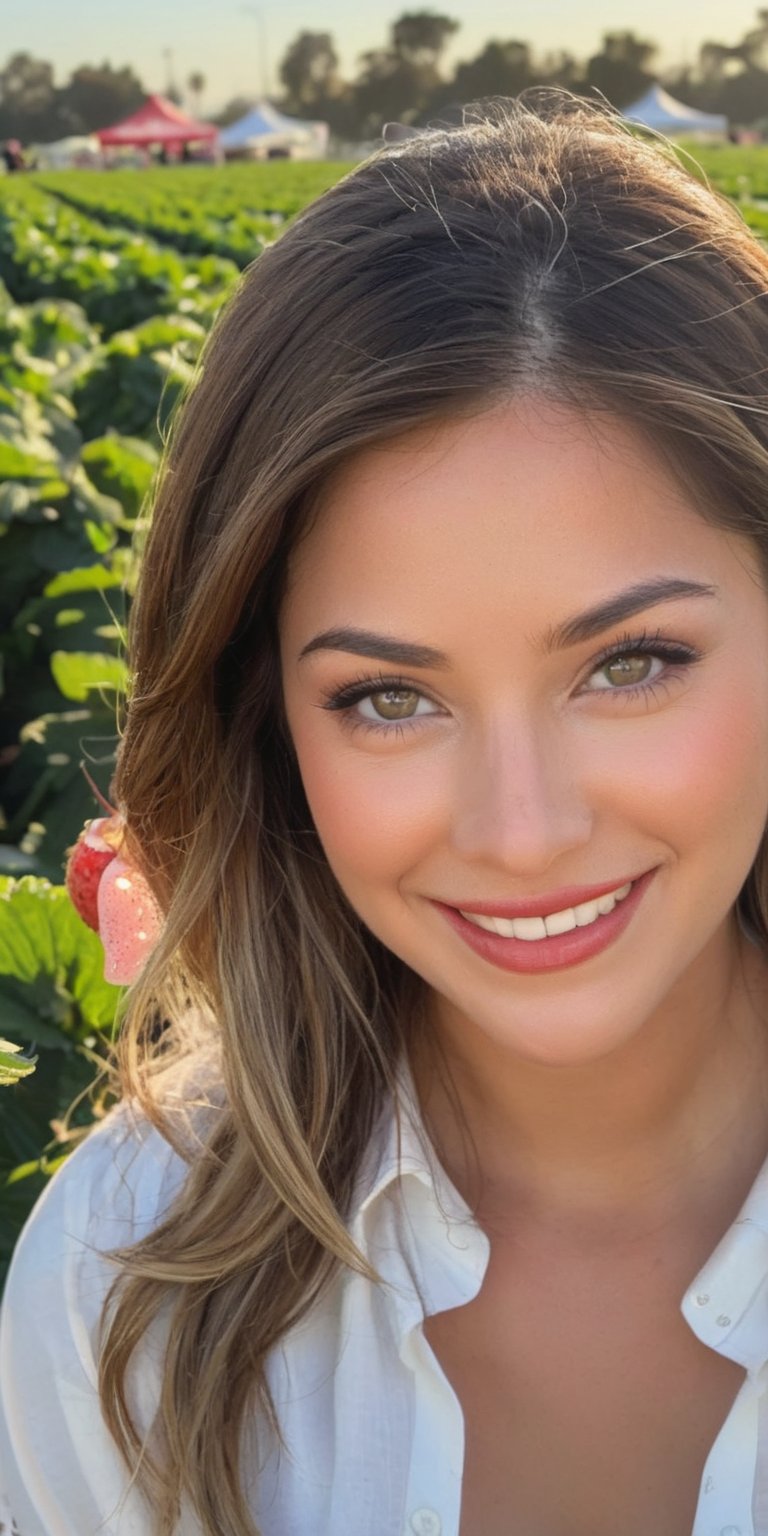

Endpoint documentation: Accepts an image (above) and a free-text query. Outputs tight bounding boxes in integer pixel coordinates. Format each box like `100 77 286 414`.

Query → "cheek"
291 726 447 892
595 673 768 866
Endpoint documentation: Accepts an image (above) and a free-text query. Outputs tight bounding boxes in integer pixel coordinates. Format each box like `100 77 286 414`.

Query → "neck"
411 922 768 1235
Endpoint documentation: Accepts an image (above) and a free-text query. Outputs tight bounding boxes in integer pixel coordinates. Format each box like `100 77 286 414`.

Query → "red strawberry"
65 814 125 932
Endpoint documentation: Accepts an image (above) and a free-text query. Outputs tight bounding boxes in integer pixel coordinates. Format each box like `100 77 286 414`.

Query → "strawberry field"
0 142 765 1277
0 160 350 1276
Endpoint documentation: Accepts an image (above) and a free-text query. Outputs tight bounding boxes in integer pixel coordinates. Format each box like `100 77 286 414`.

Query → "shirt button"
410 1511 442 1536
716 1315 732 1328
720 1527 741 1534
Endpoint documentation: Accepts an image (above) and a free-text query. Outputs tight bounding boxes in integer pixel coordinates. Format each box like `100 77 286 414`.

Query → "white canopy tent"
30 134 103 169
219 102 329 159
622 84 727 137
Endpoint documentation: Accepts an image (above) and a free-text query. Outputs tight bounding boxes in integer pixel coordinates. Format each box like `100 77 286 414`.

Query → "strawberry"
65 814 125 932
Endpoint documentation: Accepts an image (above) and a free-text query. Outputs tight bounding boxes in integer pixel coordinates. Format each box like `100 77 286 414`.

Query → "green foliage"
0 876 121 1277
0 160 369 1278
80 433 159 520
0 1042 38 1084
0 181 236 333
68 318 200 442
36 162 352 268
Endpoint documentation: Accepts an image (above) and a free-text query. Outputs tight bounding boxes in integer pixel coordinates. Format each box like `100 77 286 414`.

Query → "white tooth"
512 915 547 941
574 898 600 927
461 880 633 939
460 911 499 933
544 906 577 936
491 916 518 938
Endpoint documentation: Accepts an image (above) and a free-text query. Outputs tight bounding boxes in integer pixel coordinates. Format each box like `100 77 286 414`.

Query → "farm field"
0 141 766 1270
0 159 353 1271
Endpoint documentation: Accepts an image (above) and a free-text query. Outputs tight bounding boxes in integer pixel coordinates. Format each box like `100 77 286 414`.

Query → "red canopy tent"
97 94 218 148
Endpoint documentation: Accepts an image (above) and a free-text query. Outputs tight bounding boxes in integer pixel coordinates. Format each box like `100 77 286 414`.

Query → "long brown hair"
102 92 768 1533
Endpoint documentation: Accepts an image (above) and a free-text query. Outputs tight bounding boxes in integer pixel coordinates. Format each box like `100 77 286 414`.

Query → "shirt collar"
682 1153 768 1374
348 1063 768 1371
347 1059 490 1326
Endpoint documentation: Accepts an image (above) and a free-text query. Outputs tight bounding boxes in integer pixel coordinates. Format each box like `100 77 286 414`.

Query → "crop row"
0 180 239 332
33 161 351 267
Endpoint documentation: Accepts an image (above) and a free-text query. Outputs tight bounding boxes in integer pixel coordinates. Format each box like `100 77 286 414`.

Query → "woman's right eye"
358 687 431 721
321 676 442 730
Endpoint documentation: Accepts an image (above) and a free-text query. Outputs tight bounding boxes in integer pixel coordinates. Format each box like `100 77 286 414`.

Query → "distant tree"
56 62 145 135
280 32 340 109
539 50 582 90
718 65 768 123
585 31 657 108
391 11 460 68
663 66 708 110
352 10 459 136
736 10 768 69
696 11 768 121
277 31 355 136
187 72 206 117
0 52 57 139
211 95 255 127
447 40 534 103
698 41 735 87
352 49 426 133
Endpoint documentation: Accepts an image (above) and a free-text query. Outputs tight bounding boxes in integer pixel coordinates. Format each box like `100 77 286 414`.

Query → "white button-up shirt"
1 1069 768 1535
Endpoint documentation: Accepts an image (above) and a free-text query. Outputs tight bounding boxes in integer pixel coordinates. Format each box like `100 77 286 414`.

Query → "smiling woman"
5 91 768 1536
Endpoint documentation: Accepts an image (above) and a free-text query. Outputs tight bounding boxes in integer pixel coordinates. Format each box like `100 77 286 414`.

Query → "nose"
450 710 593 877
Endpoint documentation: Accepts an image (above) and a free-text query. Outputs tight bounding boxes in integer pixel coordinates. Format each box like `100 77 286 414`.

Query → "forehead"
282 398 758 637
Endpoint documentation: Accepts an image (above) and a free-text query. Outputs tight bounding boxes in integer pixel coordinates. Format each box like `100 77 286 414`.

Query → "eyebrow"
298 578 718 669
542 577 718 651
299 628 449 668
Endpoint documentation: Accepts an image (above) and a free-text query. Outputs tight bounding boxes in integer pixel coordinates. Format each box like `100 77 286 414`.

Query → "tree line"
4 9 768 147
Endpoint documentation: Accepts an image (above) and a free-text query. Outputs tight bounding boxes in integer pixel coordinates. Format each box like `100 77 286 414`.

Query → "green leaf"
84 519 117 554
50 650 127 701
43 563 125 596
0 877 121 1034
0 1041 38 1085
0 441 56 480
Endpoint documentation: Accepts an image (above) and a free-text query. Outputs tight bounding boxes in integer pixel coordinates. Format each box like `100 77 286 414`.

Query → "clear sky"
8 0 765 108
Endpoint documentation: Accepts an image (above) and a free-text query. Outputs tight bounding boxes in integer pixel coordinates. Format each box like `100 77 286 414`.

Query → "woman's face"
279 398 768 1066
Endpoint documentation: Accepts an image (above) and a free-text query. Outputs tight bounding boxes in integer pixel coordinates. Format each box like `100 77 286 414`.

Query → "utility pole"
162 48 179 100
240 6 270 100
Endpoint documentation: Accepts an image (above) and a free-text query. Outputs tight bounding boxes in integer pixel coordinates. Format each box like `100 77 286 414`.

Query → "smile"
434 870 656 975
459 881 633 941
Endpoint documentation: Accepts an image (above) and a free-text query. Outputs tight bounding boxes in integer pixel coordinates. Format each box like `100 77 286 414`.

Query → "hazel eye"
360 687 425 720
588 654 662 690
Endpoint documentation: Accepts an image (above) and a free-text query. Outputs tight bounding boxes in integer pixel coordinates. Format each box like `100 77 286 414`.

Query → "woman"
3 92 768 1535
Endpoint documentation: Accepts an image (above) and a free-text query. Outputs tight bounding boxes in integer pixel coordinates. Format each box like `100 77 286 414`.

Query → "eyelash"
320 627 702 734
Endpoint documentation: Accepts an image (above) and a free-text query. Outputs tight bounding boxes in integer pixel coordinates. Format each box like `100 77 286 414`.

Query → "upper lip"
442 873 646 921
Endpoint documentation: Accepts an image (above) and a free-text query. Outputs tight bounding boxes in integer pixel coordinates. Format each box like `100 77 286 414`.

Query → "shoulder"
8 1100 189 1295
0 1100 193 1422
0 1101 196 1535
6 1039 225 1311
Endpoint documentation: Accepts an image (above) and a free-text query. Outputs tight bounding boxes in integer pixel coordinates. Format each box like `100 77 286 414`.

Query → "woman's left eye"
585 652 665 691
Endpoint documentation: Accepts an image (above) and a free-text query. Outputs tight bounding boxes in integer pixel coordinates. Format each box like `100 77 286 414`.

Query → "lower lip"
434 870 656 975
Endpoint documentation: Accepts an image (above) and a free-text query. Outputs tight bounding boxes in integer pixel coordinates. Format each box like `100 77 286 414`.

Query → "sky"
8 0 765 108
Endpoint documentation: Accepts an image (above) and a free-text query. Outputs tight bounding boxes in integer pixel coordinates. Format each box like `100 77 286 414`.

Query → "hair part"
101 91 768 1534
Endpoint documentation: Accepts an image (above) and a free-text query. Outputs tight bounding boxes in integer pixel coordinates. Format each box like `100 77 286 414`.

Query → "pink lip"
443 874 644 921
433 868 657 975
